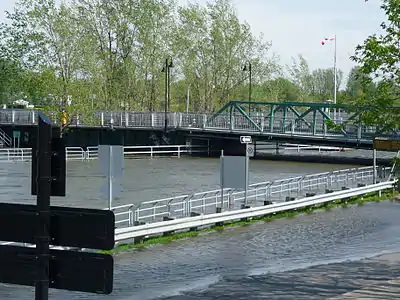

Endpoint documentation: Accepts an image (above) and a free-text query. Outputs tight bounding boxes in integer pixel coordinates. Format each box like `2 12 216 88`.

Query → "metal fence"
0 109 384 140
0 145 198 162
0 148 32 161
86 145 200 160
111 166 392 227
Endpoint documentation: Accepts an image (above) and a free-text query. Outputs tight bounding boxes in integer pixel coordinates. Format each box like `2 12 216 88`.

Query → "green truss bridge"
0 101 399 151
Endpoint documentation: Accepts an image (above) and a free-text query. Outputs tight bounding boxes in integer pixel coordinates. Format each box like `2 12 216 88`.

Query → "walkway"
111 165 391 227
1 102 399 147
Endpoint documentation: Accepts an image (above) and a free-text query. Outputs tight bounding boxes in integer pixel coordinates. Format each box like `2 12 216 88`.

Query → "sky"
0 0 386 80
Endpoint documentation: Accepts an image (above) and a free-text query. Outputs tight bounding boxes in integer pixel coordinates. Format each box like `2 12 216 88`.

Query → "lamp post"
242 61 252 114
161 58 173 131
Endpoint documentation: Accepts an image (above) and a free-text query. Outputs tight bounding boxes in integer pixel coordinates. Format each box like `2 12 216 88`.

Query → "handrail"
1 109 394 141
86 144 199 160
114 181 395 242
0 128 11 147
0 145 198 162
110 165 393 227
0 148 32 161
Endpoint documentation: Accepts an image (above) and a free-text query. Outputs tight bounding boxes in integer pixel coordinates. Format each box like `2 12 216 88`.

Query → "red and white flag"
321 35 336 45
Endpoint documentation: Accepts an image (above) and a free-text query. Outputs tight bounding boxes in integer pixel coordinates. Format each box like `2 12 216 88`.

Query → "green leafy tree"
351 0 400 132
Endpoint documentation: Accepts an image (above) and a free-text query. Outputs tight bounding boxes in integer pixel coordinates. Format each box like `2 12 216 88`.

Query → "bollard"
162 216 175 236
134 221 146 226
306 193 316 197
215 207 223 227
134 236 145 244
240 205 251 222
285 196 295 202
378 166 383 179
190 212 201 231
263 200 273 206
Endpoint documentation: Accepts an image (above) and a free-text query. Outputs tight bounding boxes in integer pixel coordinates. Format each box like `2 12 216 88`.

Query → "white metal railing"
0 128 11 147
66 147 86 160
281 144 343 152
0 109 389 140
0 145 197 162
115 180 396 242
86 145 198 160
0 148 32 161
111 166 392 227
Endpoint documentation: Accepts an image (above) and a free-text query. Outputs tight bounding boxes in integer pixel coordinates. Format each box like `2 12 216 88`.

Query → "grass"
103 188 399 255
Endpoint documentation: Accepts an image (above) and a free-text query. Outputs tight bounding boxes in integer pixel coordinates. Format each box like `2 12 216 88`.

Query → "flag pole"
333 33 337 121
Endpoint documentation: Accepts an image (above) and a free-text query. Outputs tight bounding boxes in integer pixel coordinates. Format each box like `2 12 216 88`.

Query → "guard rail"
115 180 396 242
111 165 391 227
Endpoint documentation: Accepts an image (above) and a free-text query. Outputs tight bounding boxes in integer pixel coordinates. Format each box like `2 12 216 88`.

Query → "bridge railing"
0 109 387 140
111 166 392 227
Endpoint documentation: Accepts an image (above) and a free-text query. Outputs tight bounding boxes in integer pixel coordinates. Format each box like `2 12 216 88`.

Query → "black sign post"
35 113 52 300
0 112 115 299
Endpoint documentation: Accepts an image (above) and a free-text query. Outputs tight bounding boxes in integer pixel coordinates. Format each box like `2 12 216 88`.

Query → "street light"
161 58 173 131
242 61 252 114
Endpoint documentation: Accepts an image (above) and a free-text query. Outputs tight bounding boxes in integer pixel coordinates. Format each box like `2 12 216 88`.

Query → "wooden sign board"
373 138 400 152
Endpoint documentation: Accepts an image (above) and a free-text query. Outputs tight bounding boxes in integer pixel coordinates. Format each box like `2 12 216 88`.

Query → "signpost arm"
35 114 52 300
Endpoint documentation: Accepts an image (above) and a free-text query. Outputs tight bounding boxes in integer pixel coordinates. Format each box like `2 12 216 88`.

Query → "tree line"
0 0 398 130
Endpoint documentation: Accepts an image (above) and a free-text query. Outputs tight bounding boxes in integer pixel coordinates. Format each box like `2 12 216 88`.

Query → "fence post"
177 146 181 158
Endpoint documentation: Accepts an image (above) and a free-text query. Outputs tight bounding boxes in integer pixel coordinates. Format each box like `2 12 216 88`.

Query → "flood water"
1 157 400 299
0 157 358 208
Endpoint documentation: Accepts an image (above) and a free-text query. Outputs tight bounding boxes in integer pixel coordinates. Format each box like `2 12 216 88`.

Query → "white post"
220 149 224 210
186 84 190 113
244 144 249 206
373 149 377 184
333 33 337 121
108 146 113 210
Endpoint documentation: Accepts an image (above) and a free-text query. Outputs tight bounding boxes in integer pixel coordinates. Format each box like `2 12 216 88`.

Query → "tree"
351 0 400 132
344 66 376 103
287 55 343 102
2 0 91 132
175 0 276 112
